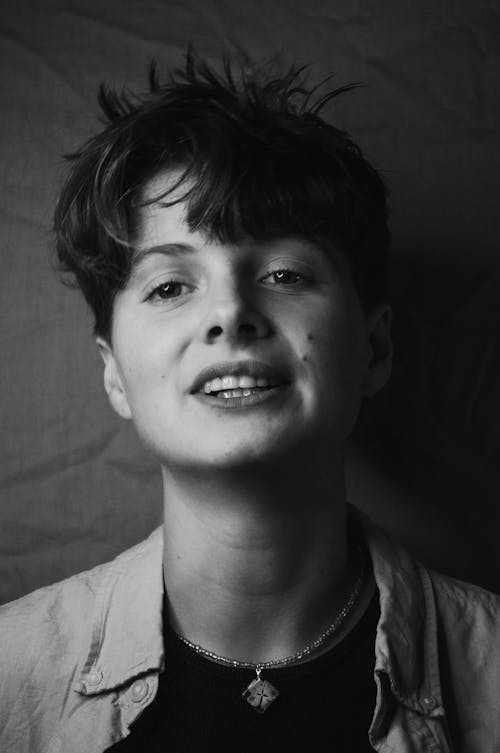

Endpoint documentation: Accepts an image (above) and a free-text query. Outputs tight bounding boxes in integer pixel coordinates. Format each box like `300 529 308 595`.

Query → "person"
1 50 499 753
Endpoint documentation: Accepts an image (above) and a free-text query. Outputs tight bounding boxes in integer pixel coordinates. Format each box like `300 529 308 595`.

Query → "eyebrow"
132 243 197 266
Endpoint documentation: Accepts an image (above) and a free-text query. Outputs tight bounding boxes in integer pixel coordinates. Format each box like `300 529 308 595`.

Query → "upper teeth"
203 375 272 394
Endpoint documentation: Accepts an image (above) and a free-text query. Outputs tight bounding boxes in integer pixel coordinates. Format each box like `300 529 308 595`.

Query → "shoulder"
1 555 109 656
0 562 102 749
0 558 109 706
358 507 500 636
359 510 500 747
429 567 500 662
0 528 163 648
426 568 500 749
430 567 500 618
0 531 162 751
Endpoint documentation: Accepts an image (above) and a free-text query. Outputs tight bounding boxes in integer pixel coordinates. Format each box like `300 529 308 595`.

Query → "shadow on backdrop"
349 245 500 593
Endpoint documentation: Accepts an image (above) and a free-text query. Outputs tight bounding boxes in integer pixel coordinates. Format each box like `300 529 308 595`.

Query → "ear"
363 304 393 397
96 338 132 420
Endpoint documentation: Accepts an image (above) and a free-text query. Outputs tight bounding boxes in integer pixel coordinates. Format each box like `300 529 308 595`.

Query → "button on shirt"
1 510 500 752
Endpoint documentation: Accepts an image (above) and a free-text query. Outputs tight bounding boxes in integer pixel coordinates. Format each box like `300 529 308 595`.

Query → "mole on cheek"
307 333 314 341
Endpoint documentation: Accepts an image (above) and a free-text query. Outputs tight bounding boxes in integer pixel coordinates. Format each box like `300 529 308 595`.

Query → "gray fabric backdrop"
1 0 499 604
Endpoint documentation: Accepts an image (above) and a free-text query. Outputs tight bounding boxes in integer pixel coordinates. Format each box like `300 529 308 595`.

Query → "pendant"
242 667 279 713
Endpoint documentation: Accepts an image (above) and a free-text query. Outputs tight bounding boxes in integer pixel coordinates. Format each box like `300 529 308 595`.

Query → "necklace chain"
174 547 366 671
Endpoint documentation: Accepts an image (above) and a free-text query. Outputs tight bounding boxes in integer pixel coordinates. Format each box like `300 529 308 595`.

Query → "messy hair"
54 50 390 340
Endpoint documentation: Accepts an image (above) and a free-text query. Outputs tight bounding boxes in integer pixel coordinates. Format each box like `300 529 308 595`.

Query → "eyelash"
146 281 189 302
260 269 306 286
146 267 307 303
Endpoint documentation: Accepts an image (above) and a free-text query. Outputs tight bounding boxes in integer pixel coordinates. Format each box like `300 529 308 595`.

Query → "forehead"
133 169 348 273
135 170 190 244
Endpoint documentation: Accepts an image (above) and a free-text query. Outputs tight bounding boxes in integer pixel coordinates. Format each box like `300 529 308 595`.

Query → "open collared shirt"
1 514 500 752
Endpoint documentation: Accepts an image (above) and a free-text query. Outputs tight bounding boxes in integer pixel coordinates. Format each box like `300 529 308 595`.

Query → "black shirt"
107 592 379 753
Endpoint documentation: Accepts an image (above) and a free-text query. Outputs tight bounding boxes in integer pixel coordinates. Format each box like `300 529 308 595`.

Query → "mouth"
190 360 291 409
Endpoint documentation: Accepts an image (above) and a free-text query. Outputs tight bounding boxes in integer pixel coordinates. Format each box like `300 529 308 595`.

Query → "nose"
200 278 272 345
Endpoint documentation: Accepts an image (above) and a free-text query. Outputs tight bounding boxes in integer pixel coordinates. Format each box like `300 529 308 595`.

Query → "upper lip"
190 359 290 394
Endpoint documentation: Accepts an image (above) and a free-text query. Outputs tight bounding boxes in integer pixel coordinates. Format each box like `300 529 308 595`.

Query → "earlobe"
96 338 132 420
363 304 393 397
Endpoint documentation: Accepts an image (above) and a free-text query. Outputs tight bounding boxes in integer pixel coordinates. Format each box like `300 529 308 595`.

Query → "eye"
260 268 306 286
146 280 189 302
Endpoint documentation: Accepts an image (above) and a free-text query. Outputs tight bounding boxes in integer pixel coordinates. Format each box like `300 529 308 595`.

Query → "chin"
155 430 302 472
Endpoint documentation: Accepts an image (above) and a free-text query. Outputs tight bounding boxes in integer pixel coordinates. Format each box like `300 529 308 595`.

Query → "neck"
162 448 359 664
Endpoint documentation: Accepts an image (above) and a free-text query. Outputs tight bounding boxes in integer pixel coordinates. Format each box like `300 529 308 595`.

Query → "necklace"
174 549 366 713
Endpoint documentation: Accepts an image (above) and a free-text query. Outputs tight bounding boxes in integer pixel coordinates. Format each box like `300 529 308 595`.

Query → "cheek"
116 337 173 402
301 322 366 389
300 333 314 363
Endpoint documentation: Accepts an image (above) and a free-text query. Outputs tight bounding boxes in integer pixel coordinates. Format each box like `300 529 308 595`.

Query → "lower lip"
192 384 291 410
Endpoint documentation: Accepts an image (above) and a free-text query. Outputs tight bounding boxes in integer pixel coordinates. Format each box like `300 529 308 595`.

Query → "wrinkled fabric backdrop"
1 0 499 604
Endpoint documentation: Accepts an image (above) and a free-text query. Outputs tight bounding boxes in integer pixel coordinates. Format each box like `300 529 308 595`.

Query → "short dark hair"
54 51 390 341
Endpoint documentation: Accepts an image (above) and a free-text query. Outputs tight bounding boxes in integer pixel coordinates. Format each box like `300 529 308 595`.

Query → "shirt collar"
77 526 165 695
359 510 444 718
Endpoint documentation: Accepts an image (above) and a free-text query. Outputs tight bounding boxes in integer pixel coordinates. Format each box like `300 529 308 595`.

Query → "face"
98 172 392 471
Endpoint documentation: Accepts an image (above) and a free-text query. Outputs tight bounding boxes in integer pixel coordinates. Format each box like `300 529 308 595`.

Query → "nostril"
208 325 223 339
239 323 257 336
207 323 257 341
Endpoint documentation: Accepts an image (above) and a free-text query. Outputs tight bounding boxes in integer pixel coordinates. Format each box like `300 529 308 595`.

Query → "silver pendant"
242 667 279 713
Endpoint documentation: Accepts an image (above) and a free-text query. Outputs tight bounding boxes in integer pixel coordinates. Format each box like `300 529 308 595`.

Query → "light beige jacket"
1 514 500 752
